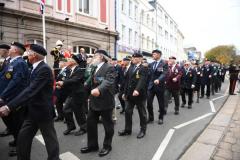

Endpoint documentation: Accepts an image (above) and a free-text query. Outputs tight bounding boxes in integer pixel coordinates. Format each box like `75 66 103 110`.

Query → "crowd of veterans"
0 41 238 160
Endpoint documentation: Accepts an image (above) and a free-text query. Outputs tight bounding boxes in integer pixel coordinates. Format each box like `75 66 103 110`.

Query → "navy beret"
152 49 162 55
95 49 111 58
30 44 47 56
0 44 10 50
11 41 26 52
71 55 81 65
132 52 143 58
123 57 130 61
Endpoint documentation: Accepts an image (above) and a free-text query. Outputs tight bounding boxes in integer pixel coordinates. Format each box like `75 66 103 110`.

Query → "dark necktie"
153 61 158 70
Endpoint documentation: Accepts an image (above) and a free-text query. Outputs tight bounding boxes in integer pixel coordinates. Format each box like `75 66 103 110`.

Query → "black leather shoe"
74 129 86 136
63 127 76 135
181 104 185 108
174 110 179 115
9 140 16 147
81 146 99 153
98 147 112 157
158 119 163 125
137 130 145 139
118 130 132 136
147 119 154 123
200 96 204 99
188 105 192 109
0 129 11 137
8 149 17 157
54 117 64 122
207 96 210 99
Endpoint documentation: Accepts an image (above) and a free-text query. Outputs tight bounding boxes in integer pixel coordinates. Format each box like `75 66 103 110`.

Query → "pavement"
0 81 231 160
180 91 240 160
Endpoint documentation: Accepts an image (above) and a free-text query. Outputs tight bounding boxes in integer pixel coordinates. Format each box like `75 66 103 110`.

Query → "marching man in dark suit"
0 44 60 160
164 56 183 115
200 59 213 99
118 52 148 139
56 55 87 136
81 50 116 157
180 61 197 109
147 50 168 125
0 42 29 156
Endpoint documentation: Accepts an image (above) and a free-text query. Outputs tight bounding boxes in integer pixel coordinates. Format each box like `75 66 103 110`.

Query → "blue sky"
160 0 240 54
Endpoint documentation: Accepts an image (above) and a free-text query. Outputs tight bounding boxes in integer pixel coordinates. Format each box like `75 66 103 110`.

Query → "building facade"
116 0 185 61
0 0 117 65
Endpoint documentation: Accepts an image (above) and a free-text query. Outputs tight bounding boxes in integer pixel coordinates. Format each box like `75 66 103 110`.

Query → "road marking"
211 95 227 101
152 129 175 160
209 101 216 113
173 113 214 129
35 135 45 145
60 152 80 160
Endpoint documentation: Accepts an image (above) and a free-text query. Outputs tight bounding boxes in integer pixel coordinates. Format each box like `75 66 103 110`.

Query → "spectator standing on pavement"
229 62 239 95
81 50 116 157
0 44 60 160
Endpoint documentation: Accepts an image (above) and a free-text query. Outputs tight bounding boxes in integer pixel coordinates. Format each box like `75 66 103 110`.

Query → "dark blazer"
229 65 239 80
165 64 183 90
89 63 117 111
62 65 85 97
114 64 123 94
181 67 197 89
194 67 201 85
0 57 29 102
200 65 214 85
124 64 148 101
7 61 55 122
148 59 168 90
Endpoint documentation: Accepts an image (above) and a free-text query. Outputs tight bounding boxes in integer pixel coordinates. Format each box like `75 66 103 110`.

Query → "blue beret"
30 44 47 56
152 49 162 55
132 53 143 58
11 41 26 52
0 44 10 50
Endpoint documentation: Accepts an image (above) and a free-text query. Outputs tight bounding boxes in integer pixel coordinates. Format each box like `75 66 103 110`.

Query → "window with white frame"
129 0 132 17
122 25 126 43
158 7 162 19
134 31 138 46
122 0 125 13
158 25 162 36
165 15 168 25
152 38 154 50
152 18 154 28
147 36 150 49
78 0 90 14
56 0 72 14
134 5 138 20
170 35 173 43
142 34 145 49
170 20 173 29
73 45 96 54
147 14 150 25
129 28 132 45
165 31 168 40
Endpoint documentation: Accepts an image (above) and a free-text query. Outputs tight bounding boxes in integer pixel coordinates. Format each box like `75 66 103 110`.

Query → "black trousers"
118 90 125 111
2 107 25 142
164 88 180 112
181 88 193 105
63 96 87 130
147 88 165 120
55 92 67 119
125 99 147 132
201 83 211 97
17 119 59 160
229 79 237 94
87 108 114 149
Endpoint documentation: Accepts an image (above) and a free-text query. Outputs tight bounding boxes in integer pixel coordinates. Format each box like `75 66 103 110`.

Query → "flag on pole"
40 0 45 14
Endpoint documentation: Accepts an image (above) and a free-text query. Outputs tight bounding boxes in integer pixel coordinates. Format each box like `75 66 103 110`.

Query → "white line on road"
173 113 214 129
152 129 175 160
209 101 216 113
211 95 227 101
35 135 45 145
60 152 80 160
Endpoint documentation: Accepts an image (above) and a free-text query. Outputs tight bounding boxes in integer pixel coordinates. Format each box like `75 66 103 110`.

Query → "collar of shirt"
6 56 11 61
171 63 177 71
95 62 105 73
70 65 77 73
10 56 21 63
32 60 43 71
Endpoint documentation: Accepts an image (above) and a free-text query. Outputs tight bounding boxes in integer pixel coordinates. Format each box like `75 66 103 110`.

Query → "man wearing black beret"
56 55 87 136
0 42 29 156
0 44 60 160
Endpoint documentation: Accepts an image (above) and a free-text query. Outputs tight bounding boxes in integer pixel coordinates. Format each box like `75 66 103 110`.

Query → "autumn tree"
205 45 237 64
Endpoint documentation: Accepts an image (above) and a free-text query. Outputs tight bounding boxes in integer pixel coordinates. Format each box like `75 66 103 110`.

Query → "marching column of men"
0 41 234 159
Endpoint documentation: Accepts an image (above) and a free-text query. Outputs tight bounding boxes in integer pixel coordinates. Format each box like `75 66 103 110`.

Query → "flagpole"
42 4 47 62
